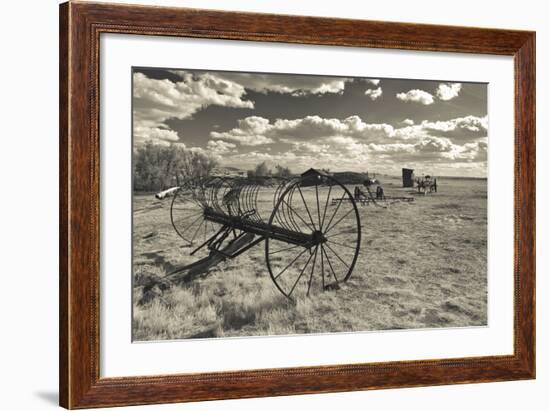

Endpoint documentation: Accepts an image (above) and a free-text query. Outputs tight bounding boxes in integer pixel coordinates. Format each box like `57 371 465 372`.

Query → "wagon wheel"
170 177 241 258
265 174 361 299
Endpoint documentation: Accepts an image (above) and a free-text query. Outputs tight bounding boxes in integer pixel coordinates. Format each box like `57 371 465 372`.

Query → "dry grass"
132 176 487 341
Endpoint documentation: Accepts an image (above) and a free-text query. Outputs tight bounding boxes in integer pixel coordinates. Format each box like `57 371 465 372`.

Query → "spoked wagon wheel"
265 174 361 299
170 177 241 258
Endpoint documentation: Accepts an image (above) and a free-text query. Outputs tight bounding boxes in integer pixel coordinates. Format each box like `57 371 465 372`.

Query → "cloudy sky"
132 67 488 177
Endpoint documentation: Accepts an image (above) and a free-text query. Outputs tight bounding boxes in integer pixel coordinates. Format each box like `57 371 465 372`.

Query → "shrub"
134 143 218 192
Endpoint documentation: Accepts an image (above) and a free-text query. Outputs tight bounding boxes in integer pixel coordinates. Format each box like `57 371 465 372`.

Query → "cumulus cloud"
396 89 435 105
227 144 370 173
134 125 180 146
366 135 486 165
422 115 488 138
133 71 253 145
133 69 487 176
207 133 487 175
230 134 485 174
454 139 487 161
206 140 237 154
367 137 455 159
325 136 370 155
368 143 415 154
210 117 275 146
211 115 396 145
211 113 488 153
392 115 487 141
436 83 462 101
171 71 351 96
365 87 383 100
206 112 488 175
292 141 330 154
415 135 454 153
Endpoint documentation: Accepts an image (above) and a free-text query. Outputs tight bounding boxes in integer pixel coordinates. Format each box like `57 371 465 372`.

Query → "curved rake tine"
208 178 216 210
279 207 294 231
228 184 240 216
213 179 225 213
273 179 284 209
244 183 253 216
233 181 242 216
273 181 287 229
276 179 298 231
238 184 247 217
273 198 288 231
285 186 302 232
242 183 251 218
211 179 220 210
225 183 240 216
277 184 297 231
242 185 250 218
274 209 286 230
249 185 261 222
214 178 222 207
253 184 261 221
286 186 302 233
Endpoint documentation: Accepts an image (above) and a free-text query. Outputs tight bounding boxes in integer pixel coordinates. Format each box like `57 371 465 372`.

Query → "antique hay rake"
170 169 361 299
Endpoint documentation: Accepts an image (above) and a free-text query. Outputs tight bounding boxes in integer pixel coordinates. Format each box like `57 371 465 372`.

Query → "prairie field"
132 176 487 341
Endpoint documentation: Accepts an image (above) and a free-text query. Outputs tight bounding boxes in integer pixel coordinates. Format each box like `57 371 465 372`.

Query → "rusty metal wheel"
265 173 361 299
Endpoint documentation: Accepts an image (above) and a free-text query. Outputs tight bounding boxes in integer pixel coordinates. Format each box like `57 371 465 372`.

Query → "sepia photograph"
131 67 488 341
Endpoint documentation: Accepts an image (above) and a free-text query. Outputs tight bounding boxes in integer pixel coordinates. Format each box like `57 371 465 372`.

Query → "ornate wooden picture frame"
59 1 535 408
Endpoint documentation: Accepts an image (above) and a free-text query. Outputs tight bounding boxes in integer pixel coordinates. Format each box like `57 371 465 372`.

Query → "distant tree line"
134 145 302 192
246 162 292 179
133 143 218 192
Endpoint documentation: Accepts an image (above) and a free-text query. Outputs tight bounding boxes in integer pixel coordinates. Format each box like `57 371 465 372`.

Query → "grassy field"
132 176 487 341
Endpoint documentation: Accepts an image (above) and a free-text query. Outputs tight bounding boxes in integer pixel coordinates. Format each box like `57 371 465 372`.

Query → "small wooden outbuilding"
402 168 415 187
300 168 331 186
